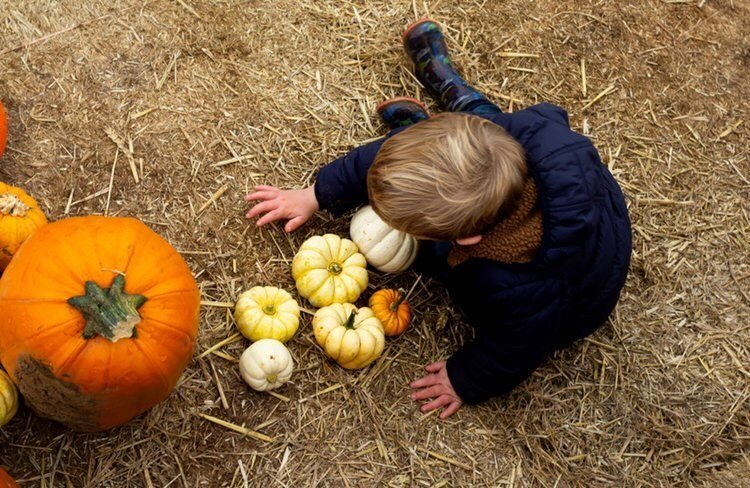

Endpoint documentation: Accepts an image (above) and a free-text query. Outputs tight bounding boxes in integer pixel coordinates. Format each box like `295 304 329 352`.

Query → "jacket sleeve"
527 102 570 127
446 280 569 405
313 138 387 216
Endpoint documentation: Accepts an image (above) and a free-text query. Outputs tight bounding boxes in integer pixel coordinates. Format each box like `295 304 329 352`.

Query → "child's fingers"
410 374 440 389
256 209 284 227
439 401 461 419
424 361 446 373
246 200 278 219
254 185 279 192
245 191 276 202
411 385 444 401
285 216 306 233
420 394 453 413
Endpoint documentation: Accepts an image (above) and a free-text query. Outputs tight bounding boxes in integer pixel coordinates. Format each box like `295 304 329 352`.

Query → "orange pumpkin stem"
67 275 147 342
344 310 357 329
0 193 29 217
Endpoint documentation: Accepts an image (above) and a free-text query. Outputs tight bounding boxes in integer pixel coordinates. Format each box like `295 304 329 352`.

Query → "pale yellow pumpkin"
313 303 385 370
292 234 368 307
234 286 300 343
0 369 18 428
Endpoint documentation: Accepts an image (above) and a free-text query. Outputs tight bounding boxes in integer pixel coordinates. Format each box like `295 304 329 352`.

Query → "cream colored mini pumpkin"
292 234 368 307
234 286 300 343
239 339 294 392
350 205 417 273
0 370 18 428
313 303 385 370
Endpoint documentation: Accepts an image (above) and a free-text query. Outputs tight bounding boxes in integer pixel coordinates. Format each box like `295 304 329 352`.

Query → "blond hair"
368 112 527 240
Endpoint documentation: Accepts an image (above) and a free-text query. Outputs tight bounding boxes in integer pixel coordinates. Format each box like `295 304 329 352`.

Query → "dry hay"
0 0 749 486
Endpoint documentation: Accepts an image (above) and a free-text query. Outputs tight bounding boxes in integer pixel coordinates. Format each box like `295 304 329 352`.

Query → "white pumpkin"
239 339 294 392
349 205 418 273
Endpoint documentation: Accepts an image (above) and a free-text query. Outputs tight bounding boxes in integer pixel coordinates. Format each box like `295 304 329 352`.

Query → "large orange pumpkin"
0 216 200 431
0 101 7 158
0 468 18 488
368 289 411 337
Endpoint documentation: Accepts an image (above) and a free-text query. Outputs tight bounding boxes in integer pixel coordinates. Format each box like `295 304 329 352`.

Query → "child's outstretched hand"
245 185 319 233
410 361 463 419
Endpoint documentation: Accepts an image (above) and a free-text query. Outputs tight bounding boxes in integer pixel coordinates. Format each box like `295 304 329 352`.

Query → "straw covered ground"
1 0 749 486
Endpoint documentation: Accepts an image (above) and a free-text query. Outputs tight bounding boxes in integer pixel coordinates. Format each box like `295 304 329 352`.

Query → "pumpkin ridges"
129 340 172 390
234 286 299 343
141 316 198 342
239 339 294 391
350 205 418 273
0 315 80 372
313 303 385 369
293 235 368 307
369 289 411 337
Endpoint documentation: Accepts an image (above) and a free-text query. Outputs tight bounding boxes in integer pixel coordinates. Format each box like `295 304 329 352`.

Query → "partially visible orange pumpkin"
0 216 200 432
368 289 411 337
0 101 7 158
0 182 47 271
0 468 18 488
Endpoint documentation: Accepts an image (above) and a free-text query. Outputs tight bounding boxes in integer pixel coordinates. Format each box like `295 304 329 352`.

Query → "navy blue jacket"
315 103 632 405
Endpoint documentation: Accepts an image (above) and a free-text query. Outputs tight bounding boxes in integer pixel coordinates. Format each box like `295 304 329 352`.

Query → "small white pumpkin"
239 339 294 392
350 205 418 273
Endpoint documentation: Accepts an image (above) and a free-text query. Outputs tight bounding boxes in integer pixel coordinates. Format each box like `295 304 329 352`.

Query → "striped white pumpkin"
349 205 418 273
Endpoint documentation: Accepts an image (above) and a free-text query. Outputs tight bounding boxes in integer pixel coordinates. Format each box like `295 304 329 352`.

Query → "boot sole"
376 96 429 114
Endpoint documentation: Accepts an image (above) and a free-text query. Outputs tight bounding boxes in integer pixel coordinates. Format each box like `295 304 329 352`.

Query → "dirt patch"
14 355 100 432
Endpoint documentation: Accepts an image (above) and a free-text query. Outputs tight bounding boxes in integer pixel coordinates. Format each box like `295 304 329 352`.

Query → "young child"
246 20 632 419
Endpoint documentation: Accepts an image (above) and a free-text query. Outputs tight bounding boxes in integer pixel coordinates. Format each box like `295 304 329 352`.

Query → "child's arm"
313 137 388 215
446 282 567 405
246 137 389 231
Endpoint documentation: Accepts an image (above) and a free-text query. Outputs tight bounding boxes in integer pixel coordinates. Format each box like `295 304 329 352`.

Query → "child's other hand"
245 185 319 233
410 361 463 419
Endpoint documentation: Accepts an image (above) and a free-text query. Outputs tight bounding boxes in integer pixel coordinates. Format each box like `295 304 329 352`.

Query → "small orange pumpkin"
0 216 200 432
0 468 18 488
368 288 411 337
0 100 7 158
0 182 48 271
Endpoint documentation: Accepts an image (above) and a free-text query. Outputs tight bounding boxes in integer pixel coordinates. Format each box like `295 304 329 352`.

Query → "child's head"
368 112 527 240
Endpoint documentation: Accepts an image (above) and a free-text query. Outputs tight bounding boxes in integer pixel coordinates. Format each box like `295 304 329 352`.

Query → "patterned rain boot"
403 19 494 113
376 96 430 129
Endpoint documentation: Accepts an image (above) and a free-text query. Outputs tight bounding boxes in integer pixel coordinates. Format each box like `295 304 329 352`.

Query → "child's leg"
403 20 502 116
377 97 430 130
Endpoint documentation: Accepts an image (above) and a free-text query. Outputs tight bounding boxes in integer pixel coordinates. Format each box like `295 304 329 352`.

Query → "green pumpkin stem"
67 275 147 342
343 310 357 329
390 289 406 312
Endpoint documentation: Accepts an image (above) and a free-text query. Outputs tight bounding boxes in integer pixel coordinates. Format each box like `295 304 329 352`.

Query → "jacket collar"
483 108 603 269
